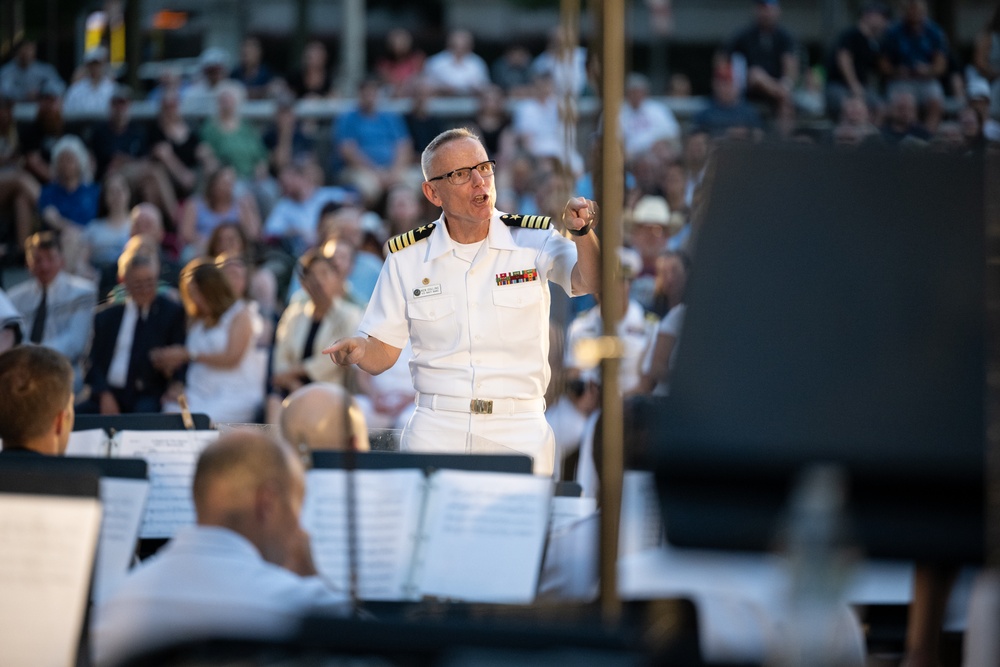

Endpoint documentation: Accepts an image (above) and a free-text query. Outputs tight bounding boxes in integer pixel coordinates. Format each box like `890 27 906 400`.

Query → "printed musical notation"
114 431 218 539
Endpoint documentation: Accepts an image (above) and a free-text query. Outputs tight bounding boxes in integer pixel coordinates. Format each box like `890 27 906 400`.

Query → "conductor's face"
422 137 496 227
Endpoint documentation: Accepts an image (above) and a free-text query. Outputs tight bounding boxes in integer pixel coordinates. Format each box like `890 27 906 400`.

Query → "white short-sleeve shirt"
359 211 578 401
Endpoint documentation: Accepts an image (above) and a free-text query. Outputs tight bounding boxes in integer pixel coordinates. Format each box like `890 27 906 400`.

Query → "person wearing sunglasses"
324 127 600 476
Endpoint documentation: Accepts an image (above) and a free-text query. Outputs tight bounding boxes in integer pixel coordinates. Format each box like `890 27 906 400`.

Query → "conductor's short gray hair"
420 127 484 180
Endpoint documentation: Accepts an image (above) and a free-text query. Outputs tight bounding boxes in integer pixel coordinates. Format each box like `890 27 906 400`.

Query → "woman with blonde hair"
152 258 266 424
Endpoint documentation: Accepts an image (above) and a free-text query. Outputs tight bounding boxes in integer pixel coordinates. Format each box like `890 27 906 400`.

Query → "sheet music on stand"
0 465 102 667
65 428 112 457
113 430 219 539
303 468 552 604
91 466 150 603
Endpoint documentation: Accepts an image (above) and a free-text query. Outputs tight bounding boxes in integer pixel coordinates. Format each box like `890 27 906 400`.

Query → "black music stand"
311 450 534 474
649 145 986 564
73 412 212 433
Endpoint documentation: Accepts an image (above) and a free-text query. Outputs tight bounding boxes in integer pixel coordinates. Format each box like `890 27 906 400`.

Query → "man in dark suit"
83 249 186 414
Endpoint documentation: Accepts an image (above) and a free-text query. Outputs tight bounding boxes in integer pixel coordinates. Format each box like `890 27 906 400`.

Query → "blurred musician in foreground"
91 431 348 666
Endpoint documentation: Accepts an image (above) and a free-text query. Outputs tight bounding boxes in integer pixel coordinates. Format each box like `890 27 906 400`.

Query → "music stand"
650 144 986 563
73 412 212 433
311 450 534 474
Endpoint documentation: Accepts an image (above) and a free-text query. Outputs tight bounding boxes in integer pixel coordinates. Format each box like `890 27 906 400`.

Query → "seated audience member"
619 73 681 163
129 202 182 288
625 196 683 312
199 81 269 185
8 231 97 391
286 40 334 99
20 78 66 184
38 134 101 232
82 246 186 415
263 92 320 175
279 382 370 454
230 36 274 100
512 70 583 174
0 91 41 254
179 165 261 260
81 171 133 292
0 345 74 455
691 63 765 140
87 85 148 181
383 184 425 237
214 250 275 344
154 259 267 425
832 94 883 148
267 244 364 422
329 76 415 207
353 340 415 432
472 85 515 160
423 29 491 96
880 0 949 132
491 44 534 97
639 251 690 396
881 88 931 144
724 0 799 134
314 205 378 306
375 28 426 97
530 25 589 99
0 288 24 351
565 248 658 397
0 38 64 102
62 46 116 118
207 224 279 325
405 78 446 155
265 158 355 257
148 87 202 200
182 47 233 111
824 2 891 120
91 431 350 666
545 366 600 480
659 161 690 227
88 87 179 229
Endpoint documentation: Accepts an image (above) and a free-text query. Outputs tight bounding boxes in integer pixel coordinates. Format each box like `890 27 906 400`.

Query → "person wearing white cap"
182 47 236 112
63 46 116 116
626 195 682 311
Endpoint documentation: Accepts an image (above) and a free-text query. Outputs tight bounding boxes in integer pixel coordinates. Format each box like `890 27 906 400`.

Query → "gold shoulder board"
387 223 436 254
500 214 552 230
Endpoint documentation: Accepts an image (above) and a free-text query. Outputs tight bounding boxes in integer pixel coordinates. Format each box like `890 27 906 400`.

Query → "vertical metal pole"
46 0 58 67
124 0 140 93
338 0 366 95
598 0 626 627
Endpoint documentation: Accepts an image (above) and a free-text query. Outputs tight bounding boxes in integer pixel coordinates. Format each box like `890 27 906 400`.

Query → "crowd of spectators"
0 0 994 444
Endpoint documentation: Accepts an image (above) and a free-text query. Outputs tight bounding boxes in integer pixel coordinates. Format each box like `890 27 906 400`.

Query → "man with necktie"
82 241 186 414
8 231 97 392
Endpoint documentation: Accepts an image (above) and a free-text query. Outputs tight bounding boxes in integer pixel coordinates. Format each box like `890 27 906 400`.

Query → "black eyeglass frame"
426 160 497 185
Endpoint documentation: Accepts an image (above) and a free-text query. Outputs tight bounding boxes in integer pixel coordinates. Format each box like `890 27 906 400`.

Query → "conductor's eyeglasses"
427 160 496 186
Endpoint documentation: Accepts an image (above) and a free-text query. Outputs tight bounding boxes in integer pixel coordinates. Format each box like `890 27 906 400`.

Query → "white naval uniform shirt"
358 211 579 474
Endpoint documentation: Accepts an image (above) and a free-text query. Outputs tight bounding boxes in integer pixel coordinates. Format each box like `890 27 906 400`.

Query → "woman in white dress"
153 258 266 424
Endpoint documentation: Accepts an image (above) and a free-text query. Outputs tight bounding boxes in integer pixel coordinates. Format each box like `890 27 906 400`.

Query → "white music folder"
0 465 102 667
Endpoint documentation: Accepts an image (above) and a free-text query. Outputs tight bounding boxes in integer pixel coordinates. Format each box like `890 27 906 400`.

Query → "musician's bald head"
192 430 306 566
280 383 369 454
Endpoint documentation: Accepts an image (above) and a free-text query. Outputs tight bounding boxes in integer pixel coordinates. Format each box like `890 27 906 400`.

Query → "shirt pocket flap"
406 295 455 321
492 285 543 309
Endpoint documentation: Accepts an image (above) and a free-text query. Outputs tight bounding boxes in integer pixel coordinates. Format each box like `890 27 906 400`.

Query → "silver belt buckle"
470 399 493 415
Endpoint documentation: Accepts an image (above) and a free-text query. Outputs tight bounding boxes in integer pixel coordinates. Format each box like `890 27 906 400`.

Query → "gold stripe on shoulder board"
387 223 436 253
500 214 552 230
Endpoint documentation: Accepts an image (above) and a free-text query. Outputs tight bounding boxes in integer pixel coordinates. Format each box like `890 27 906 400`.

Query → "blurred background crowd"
0 0 995 480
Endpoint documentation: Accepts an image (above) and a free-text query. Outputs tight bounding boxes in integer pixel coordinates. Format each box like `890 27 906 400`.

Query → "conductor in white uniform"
325 128 600 475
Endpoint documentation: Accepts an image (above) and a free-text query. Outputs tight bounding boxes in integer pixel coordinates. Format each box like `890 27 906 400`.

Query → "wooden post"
597 0 626 627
